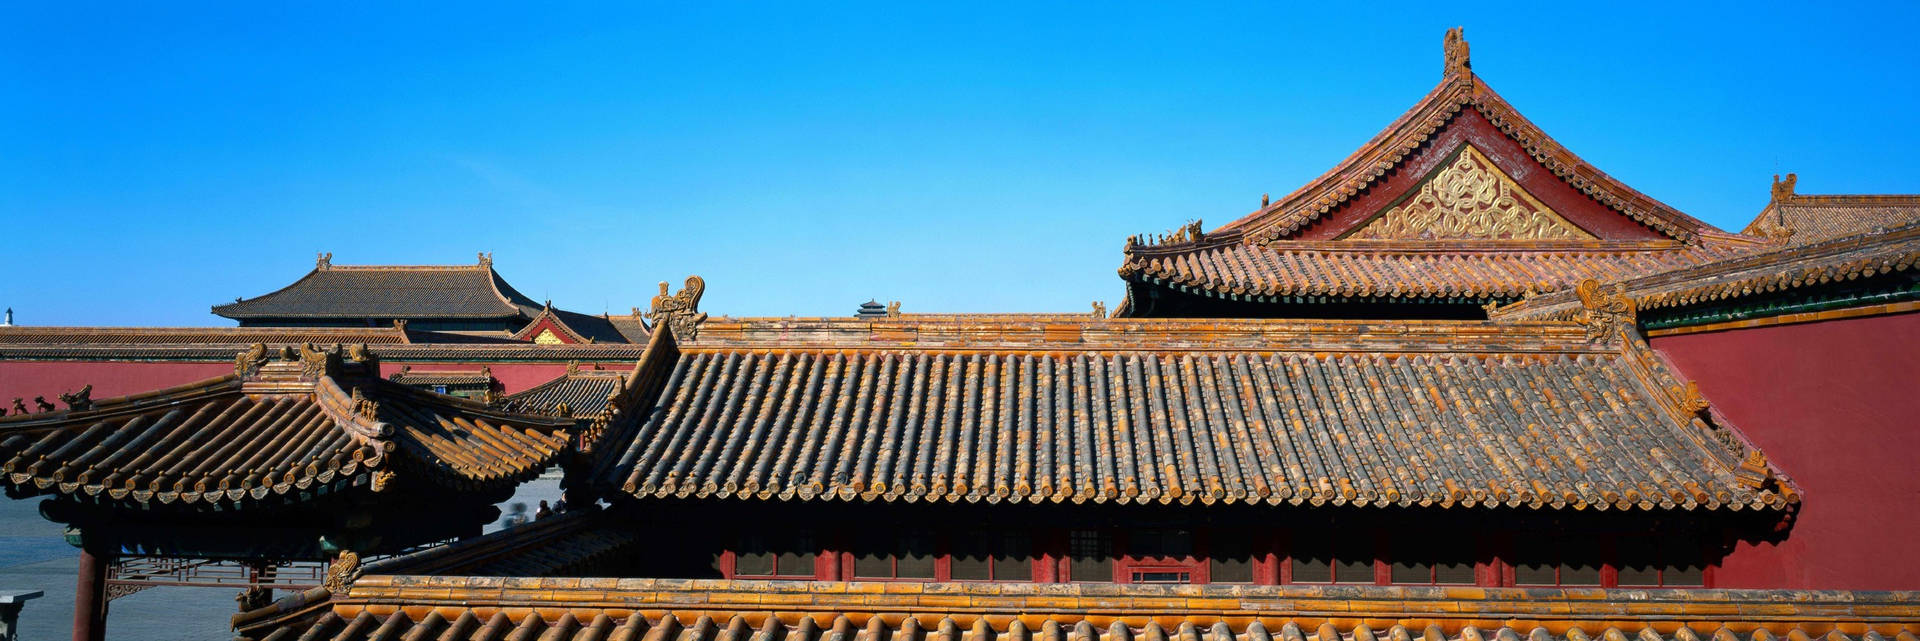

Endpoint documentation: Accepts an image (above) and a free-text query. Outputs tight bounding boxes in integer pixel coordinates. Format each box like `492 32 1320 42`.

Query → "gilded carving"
322 550 361 592
1574 278 1637 343
532 328 563 345
1345 146 1593 241
647 275 708 340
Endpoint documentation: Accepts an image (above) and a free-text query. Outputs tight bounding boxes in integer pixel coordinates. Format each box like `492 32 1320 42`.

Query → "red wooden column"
71 546 108 641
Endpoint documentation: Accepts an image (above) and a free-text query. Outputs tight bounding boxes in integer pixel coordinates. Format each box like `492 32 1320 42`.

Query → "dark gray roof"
213 264 543 320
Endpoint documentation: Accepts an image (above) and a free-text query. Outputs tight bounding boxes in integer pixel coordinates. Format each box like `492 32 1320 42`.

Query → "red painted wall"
0 360 619 409
1651 311 1920 590
0 361 232 407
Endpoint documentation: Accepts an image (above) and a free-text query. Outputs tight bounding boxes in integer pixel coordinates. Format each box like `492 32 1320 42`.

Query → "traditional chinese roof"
0 325 411 345
388 367 492 387
1743 176 1920 246
511 305 649 344
213 254 544 322
587 315 1792 512
0 344 574 509
1494 222 1920 324
234 576 1920 641
1117 31 1765 312
495 367 626 418
0 342 652 363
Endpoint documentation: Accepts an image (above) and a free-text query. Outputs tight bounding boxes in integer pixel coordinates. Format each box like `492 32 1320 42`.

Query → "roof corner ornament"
58 385 93 411
370 469 395 492
1261 193 1270 208
886 301 902 318
1092 301 1108 319
1771 173 1797 203
298 343 336 379
322 549 361 592
1735 450 1774 490
1443 27 1471 79
1574 278 1637 343
647 275 708 340
351 386 379 420
316 252 332 270
478 251 494 267
1670 381 1711 415
235 343 270 379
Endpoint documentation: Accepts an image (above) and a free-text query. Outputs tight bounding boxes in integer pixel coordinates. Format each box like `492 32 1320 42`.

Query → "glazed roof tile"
590 318 1791 512
0 342 650 363
1744 194 1920 247
212 260 543 320
236 576 1920 641
1496 223 1920 322
0 345 573 508
388 367 493 386
495 368 626 418
1123 240 1757 303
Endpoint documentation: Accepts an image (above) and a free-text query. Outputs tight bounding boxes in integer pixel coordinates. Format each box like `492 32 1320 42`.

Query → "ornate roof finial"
1261 193 1270 207
1771 173 1797 203
316 252 333 270
1574 278 1637 343
1443 27 1471 78
886 301 901 318
647 276 708 340
478 251 494 267
1091 301 1108 319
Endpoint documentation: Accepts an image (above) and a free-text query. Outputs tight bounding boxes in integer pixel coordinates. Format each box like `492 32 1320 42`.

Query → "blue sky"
3 2 1917 326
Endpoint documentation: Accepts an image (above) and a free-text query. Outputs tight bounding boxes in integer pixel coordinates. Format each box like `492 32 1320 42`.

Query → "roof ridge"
1196 31 1719 249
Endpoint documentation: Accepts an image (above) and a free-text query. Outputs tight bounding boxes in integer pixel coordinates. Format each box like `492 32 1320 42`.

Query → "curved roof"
213 261 544 321
0 345 573 509
1118 34 1759 308
589 317 1795 513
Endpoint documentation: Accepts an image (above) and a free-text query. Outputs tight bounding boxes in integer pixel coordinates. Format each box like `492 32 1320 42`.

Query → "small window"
734 531 816 578
854 530 936 580
952 532 1031 581
1208 531 1255 584
1131 569 1192 583
1070 530 1113 582
1514 535 1601 587
1617 536 1705 587
1390 539 1475 585
1130 529 1193 560
1289 534 1373 584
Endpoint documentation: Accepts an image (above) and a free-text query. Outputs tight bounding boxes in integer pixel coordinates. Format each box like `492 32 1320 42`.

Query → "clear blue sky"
4 3 1917 326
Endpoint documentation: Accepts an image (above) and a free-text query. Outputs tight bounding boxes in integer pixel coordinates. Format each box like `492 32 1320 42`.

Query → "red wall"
0 360 612 409
0 361 232 407
1651 311 1920 590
